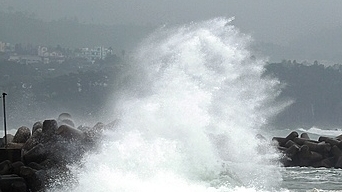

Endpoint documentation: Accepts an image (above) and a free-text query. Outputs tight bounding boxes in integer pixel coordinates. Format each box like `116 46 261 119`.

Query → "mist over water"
50 18 287 192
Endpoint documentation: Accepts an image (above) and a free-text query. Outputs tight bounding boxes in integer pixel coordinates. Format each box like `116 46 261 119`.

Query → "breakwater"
2 113 342 192
0 113 117 192
273 131 342 168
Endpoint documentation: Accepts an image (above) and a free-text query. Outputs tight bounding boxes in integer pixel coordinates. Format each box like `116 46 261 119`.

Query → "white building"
77 46 113 62
8 55 42 64
38 46 65 64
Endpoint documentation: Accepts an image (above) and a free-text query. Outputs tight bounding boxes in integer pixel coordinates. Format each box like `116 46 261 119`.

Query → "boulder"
56 124 85 141
298 145 323 163
284 144 300 158
11 161 24 176
22 128 42 153
58 113 72 121
0 160 12 175
0 175 26 192
11 180 27 192
41 120 58 143
104 119 121 131
318 136 340 146
285 140 298 148
12 126 31 143
300 133 310 140
60 119 75 127
2 134 14 146
84 122 105 145
331 145 342 157
272 131 298 147
303 141 330 154
6 142 24 149
275 131 342 168
58 113 75 127
293 137 319 145
77 125 92 132
312 157 335 168
23 144 47 164
42 120 58 136
39 159 56 169
335 156 342 168
20 166 45 192
28 162 44 170
32 122 42 135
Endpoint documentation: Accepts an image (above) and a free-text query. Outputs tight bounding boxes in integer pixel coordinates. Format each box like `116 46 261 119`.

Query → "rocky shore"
273 131 342 168
2 115 342 192
0 113 118 192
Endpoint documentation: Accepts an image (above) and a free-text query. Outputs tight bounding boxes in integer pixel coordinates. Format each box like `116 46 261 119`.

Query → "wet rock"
28 162 44 170
318 136 340 146
42 120 58 136
2 134 14 146
335 134 342 141
275 131 342 168
11 161 24 175
58 113 72 121
293 137 319 145
23 144 47 164
272 131 298 147
77 125 92 132
39 159 56 169
104 119 121 131
11 180 27 192
32 122 42 135
331 145 342 157
0 160 12 175
335 156 342 168
12 126 31 143
60 118 75 127
84 122 105 145
0 175 26 192
0 115 120 191
58 113 75 127
6 142 24 149
285 140 298 148
20 166 45 192
19 166 37 177
22 128 43 153
300 133 310 140
284 144 300 158
303 141 330 154
312 157 335 168
41 120 58 144
56 124 85 141
299 145 322 162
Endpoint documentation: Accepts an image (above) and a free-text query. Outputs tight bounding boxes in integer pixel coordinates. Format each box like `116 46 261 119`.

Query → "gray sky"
1 0 342 47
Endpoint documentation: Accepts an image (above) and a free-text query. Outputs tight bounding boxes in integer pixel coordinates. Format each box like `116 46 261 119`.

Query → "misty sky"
1 0 342 46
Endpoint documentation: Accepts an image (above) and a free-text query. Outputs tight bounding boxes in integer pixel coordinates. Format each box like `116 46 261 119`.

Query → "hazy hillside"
0 11 154 49
265 61 342 129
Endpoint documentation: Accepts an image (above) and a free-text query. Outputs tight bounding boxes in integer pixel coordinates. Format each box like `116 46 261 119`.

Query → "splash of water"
50 18 286 192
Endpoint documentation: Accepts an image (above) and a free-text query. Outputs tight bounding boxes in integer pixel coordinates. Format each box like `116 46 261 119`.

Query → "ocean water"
36 18 342 191
273 128 342 192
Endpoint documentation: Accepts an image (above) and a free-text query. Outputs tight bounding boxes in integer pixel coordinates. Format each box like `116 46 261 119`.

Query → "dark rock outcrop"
274 131 342 168
0 113 120 192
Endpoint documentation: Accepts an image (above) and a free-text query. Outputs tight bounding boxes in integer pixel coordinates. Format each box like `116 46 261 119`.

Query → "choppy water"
268 128 342 192
282 167 342 192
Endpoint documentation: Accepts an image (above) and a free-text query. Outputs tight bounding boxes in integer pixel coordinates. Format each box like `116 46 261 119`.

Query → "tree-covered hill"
265 60 342 129
2 57 342 130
